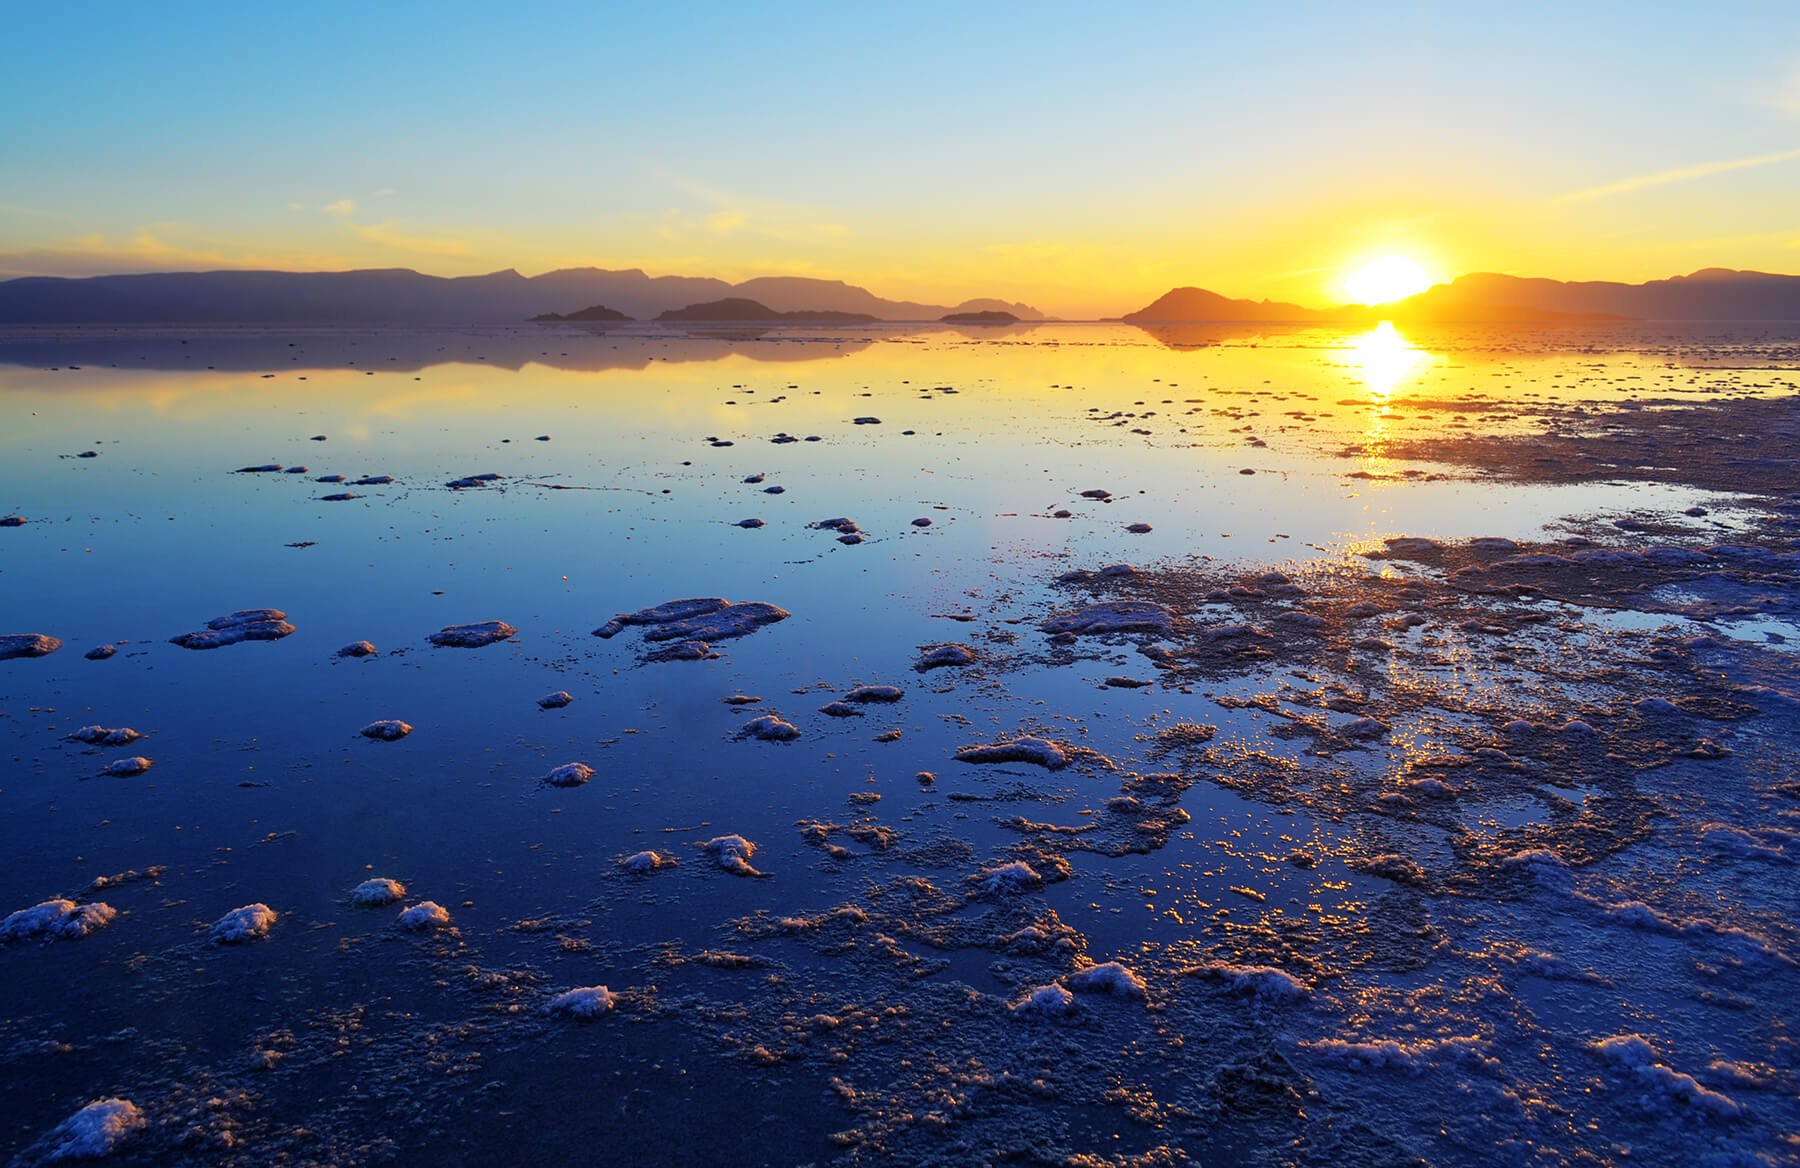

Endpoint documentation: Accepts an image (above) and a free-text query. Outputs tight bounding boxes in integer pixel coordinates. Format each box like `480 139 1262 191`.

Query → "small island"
530 303 632 322
654 297 878 323
939 309 1019 325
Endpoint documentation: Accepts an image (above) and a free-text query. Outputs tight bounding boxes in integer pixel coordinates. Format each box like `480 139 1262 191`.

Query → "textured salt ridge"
1042 601 1180 637
593 597 791 650
170 609 294 650
428 620 516 648
100 757 152 777
0 633 63 660
954 737 1069 769
620 850 674 873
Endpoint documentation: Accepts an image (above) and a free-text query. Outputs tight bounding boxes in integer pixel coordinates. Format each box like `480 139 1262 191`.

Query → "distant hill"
1122 270 1800 324
1121 287 1331 323
530 303 632 322
1388 269 1800 321
940 309 1019 324
0 266 1045 325
654 298 878 323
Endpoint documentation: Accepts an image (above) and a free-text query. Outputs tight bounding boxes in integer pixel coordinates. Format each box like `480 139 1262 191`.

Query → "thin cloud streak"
1557 147 1800 202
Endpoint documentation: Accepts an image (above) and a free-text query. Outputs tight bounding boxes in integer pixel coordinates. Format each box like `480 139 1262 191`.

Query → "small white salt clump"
45 1097 145 1160
538 690 573 709
69 726 141 746
1066 960 1148 998
1009 982 1078 1018
620 850 673 873
397 900 451 930
359 720 412 741
980 861 1043 892
548 985 617 1018
914 642 977 670
738 715 800 741
2 899 117 941
101 757 152 777
337 641 377 658
702 835 764 877
349 878 406 906
546 762 594 787
211 903 277 942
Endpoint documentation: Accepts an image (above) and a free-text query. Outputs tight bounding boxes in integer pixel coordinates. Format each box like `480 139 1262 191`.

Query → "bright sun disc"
1345 256 1431 305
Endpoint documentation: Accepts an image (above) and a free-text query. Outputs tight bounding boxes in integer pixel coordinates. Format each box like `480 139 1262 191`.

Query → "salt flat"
1 321 1796 1166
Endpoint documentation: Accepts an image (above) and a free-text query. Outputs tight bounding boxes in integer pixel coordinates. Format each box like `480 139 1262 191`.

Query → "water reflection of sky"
3 322 1795 1164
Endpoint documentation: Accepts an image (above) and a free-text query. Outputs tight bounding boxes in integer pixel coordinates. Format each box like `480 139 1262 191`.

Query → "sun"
1344 256 1432 305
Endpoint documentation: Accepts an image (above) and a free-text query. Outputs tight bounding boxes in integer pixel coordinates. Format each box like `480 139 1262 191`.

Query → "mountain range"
0 267 1044 325
2 265 1797 326
1122 269 1800 323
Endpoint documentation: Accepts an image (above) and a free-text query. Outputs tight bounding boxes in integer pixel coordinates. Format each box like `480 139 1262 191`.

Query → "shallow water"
2 322 1797 1166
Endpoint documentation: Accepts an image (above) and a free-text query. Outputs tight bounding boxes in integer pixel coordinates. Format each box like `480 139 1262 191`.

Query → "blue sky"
3 1 1797 315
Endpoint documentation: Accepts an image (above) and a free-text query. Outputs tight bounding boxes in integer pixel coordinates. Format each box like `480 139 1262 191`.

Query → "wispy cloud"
644 166 849 244
1768 61 1800 117
352 221 470 258
1557 147 1800 202
323 198 358 216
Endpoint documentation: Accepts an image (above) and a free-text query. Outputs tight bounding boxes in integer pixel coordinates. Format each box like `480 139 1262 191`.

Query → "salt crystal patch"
1009 983 1078 1018
702 835 764 877
211 903 276 942
397 901 450 930
546 762 594 787
548 985 616 1018
980 861 1043 892
45 1097 144 1160
349 878 406 906
2 899 116 941
1187 961 1309 1002
1065 960 1147 998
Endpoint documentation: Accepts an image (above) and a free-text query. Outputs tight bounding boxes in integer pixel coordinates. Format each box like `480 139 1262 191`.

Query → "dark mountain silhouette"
0 266 1044 324
1123 270 1800 324
653 298 878 323
530 303 632 322
1388 269 1800 321
940 309 1019 324
1121 287 1331 323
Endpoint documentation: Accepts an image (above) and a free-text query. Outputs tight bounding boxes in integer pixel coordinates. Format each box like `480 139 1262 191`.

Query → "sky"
2 1 1798 318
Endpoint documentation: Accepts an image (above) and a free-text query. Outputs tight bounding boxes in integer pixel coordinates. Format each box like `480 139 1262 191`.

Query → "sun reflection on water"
1348 322 1434 471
